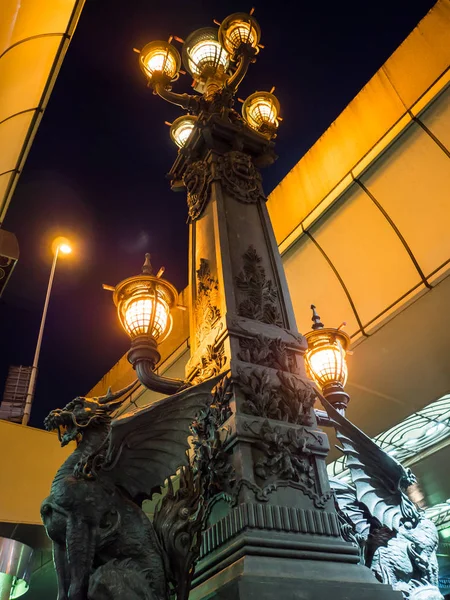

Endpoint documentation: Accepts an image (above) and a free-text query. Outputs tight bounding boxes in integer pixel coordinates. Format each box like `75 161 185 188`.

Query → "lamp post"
21 238 72 426
106 11 401 599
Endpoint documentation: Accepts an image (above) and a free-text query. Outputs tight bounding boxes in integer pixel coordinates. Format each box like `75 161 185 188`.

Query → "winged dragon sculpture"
41 376 222 600
321 396 443 600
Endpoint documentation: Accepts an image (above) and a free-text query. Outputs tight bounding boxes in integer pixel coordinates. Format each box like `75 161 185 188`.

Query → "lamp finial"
311 304 324 330
142 253 153 275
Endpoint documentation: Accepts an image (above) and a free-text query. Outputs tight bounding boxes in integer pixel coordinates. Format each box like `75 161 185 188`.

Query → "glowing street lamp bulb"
52 236 72 256
304 306 351 411
59 243 72 254
242 91 280 138
170 115 197 148
305 339 349 389
123 294 169 340
219 13 261 55
183 28 229 80
139 41 181 82
112 254 178 344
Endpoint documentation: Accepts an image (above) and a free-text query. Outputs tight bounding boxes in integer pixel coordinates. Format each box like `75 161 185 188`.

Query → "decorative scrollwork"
192 328 227 385
237 368 281 420
277 371 316 427
236 367 315 426
191 375 234 500
183 160 213 221
218 151 265 204
235 245 282 326
195 259 221 344
253 419 315 488
238 333 297 372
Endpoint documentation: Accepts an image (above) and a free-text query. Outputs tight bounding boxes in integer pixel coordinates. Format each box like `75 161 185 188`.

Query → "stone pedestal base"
190 554 403 600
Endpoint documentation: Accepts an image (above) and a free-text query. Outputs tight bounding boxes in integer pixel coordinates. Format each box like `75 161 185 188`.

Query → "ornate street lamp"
104 254 187 394
169 115 197 148
139 40 181 83
87 10 413 600
218 12 261 55
304 305 351 413
135 11 280 135
242 90 281 137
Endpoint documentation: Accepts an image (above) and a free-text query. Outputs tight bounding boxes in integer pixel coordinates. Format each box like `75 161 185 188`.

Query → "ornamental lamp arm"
154 81 199 112
225 48 255 94
134 359 190 395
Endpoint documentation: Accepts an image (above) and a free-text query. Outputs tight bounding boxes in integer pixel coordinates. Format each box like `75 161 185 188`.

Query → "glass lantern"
304 305 351 411
170 115 197 148
219 12 261 55
112 254 178 343
242 91 280 138
139 41 181 83
182 27 229 85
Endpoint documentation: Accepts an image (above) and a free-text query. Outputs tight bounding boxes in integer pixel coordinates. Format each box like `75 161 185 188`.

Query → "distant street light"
21 237 72 426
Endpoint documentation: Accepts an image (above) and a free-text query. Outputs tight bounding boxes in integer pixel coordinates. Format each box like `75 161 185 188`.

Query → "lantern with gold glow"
182 28 229 92
111 254 178 367
139 40 181 84
304 305 351 412
170 115 197 148
242 91 280 138
219 12 261 55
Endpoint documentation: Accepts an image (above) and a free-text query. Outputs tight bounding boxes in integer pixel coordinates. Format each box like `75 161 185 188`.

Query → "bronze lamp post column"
121 11 402 599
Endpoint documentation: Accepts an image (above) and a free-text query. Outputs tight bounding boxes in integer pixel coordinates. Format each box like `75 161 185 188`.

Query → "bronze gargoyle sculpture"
41 376 222 600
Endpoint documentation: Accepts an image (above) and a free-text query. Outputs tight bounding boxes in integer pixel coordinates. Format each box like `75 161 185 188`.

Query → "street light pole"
22 240 71 426
125 13 402 600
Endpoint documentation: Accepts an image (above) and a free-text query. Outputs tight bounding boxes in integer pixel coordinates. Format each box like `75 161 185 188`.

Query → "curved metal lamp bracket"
226 47 255 93
154 82 199 112
127 336 189 395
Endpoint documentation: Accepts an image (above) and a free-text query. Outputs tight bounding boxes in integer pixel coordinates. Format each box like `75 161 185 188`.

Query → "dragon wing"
321 394 420 531
330 477 371 539
102 373 224 503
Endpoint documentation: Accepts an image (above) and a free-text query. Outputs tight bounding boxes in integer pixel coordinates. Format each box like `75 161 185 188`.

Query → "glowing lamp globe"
139 41 181 83
112 254 178 343
304 305 351 411
59 243 72 254
242 91 280 138
219 12 261 55
170 115 197 148
52 236 72 256
182 28 229 82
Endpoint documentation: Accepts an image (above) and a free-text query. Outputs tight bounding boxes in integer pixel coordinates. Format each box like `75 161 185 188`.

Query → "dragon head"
44 382 137 446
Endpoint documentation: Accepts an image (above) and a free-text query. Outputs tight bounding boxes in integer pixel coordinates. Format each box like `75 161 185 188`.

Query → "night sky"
0 0 437 427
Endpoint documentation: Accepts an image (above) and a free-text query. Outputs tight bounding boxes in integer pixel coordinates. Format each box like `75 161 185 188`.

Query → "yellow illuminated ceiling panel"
422 86 450 151
267 0 450 249
0 112 34 175
0 0 85 223
309 184 421 328
362 121 450 279
283 235 361 338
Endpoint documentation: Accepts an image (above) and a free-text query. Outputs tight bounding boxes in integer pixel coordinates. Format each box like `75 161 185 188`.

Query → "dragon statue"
321 396 443 600
41 375 222 600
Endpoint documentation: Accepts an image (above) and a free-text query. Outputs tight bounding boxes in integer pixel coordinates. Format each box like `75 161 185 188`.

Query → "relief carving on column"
236 368 315 426
183 160 213 221
217 151 265 204
191 329 227 384
254 419 315 488
195 259 221 344
235 245 282 326
238 333 298 372
191 375 234 500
